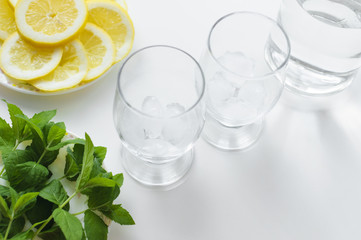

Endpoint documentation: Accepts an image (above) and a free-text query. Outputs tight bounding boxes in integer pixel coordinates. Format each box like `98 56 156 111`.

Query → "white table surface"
1 0 361 239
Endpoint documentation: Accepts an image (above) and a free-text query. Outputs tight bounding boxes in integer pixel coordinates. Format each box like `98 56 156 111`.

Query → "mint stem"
36 141 53 165
59 191 77 209
36 149 48 165
0 166 5 177
12 140 20 151
58 175 67 181
72 209 87 216
4 218 13 240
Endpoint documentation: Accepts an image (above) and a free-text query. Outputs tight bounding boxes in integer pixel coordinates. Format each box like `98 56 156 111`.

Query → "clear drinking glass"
200 12 290 150
278 0 361 96
113 45 205 188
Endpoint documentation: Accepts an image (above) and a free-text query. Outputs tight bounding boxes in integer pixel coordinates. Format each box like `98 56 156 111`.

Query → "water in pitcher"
278 0 361 95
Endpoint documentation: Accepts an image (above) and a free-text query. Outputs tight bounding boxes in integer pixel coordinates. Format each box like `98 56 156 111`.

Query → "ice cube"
141 138 178 157
165 103 186 117
141 96 163 139
207 72 235 107
217 51 255 77
142 96 163 117
207 74 265 125
237 82 266 108
162 103 189 145
119 108 147 146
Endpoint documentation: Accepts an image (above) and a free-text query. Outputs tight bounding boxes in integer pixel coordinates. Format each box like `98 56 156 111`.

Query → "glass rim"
116 45 206 119
207 11 291 80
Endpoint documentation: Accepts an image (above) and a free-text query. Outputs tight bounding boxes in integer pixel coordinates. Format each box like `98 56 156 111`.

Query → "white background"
1 0 361 239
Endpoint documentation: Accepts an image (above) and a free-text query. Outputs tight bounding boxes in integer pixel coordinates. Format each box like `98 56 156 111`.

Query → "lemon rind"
87 0 134 63
80 23 115 81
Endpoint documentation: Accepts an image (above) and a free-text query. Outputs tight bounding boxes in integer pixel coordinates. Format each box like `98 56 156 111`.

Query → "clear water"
298 0 361 28
278 0 361 95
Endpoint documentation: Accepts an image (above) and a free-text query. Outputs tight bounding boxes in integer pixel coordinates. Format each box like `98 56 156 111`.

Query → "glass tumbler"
200 12 290 150
278 0 361 96
113 45 205 188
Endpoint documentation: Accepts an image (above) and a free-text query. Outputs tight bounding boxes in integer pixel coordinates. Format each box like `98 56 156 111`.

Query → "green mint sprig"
0 100 135 240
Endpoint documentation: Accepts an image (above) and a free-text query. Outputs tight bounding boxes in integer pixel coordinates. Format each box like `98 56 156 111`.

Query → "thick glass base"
285 57 355 96
121 147 193 190
202 114 263 151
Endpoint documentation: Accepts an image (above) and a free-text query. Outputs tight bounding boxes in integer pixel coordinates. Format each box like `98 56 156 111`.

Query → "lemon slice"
115 0 128 11
79 23 115 81
0 32 62 80
87 0 134 62
15 0 87 46
31 39 88 92
7 0 16 8
86 0 128 11
0 0 17 40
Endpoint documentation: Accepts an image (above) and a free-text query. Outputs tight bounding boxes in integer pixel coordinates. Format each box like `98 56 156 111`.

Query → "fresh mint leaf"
3 149 35 166
8 188 18 211
47 122 66 147
13 192 39 218
0 186 10 199
0 102 135 239
15 114 44 142
26 197 54 228
8 230 34 240
101 204 135 225
0 195 10 218
90 158 106 179
39 180 68 206
9 217 26 237
38 226 66 240
113 173 124 188
27 136 59 167
4 150 46 192
94 147 106 165
30 110 57 130
0 118 15 146
6 160 49 192
64 151 80 181
62 144 85 182
0 140 13 162
4 101 26 141
0 216 25 238
84 210 108 240
81 177 116 191
87 186 120 210
21 110 57 142
76 133 94 191
0 218 8 235
67 144 84 166
52 208 83 240
16 162 49 191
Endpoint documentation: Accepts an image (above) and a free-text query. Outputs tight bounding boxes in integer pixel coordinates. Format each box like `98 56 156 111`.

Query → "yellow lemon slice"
79 23 115 81
87 0 134 62
115 0 128 11
7 0 17 8
0 32 62 80
0 0 17 41
86 0 128 11
15 0 87 46
31 39 88 92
